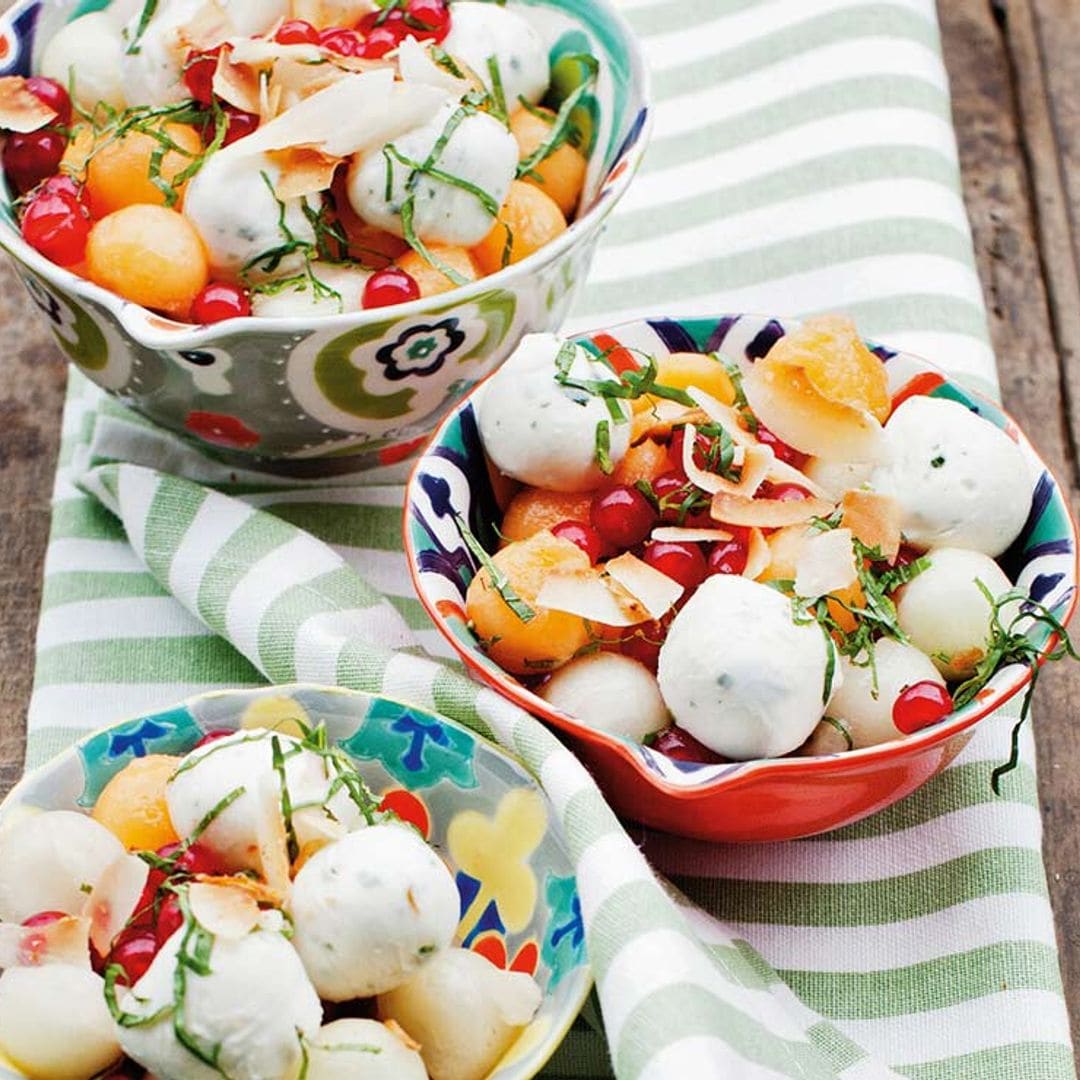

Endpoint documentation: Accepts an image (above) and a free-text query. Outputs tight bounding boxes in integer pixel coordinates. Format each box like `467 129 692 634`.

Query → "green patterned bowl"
0 684 592 1080
0 0 650 469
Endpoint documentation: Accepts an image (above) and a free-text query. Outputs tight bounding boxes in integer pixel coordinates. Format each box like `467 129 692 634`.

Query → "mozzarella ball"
896 547 1016 679
0 810 123 922
183 151 317 282
658 575 839 759
166 730 364 875
222 0 291 36
824 639 948 748
378 948 542 1080
304 1019 427 1080
348 101 517 247
870 397 1030 556
119 926 321 1080
802 458 873 501
251 263 373 318
119 0 206 107
539 652 669 742
289 822 459 1000
40 13 127 112
442 2 550 107
479 333 631 492
0 966 121 1080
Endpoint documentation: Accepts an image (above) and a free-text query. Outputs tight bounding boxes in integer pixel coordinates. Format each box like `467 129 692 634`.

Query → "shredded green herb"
486 56 509 125
455 511 536 623
595 419 613 474
715 352 757 432
125 0 159 55
516 55 598 177
270 736 300 864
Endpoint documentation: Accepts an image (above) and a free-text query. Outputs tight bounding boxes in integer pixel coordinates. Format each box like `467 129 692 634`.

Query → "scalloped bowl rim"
404 315 1080 798
0 0 653 350
0 682 595 1080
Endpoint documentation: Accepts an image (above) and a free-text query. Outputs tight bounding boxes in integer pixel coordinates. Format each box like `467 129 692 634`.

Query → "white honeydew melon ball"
348 100 517 247
0 965 121 1080
250 263 373 318
40 13 127 112
0 810 124 922
303 1019 428 1080
895 546 1016 680
539 651 669 742
288 822 459 1000
166 730 364 876
802 458 874 501
378 948 542 1080
441 1 550 107
824 639 949 748
118 927 321 1080
478 333 631 492
870 396 1031 557
798 717 853 756
657 575 840 759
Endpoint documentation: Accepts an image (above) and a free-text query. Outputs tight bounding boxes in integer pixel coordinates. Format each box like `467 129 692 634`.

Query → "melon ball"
870 396 1031 557
304 1019 427 1080
825 639 949 748
895 547 1017 680
539 652 669 742
288 822 459 1000
39 12 127 112
0 810 123 922
0 965 121 1080
250 263 373 318
118 927 321 1080
657 575 839 759
378 948 542 1080
472 180 568 275
510 106 587 218
91 754 181 851
478 333 631 492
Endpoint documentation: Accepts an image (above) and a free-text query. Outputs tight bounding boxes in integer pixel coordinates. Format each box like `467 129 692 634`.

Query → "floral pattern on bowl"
404 314 1079 842
0 684 592 1080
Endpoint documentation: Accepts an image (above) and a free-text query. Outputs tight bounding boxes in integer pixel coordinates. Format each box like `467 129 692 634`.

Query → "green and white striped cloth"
23 1 1074 1077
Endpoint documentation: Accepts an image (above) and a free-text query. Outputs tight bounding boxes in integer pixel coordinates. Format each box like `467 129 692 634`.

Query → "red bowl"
404 314 1079 841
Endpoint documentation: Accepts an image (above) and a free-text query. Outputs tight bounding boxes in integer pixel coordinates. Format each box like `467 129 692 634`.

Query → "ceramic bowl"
0 683 591 1080
404 313 1080 842
0 0 650 468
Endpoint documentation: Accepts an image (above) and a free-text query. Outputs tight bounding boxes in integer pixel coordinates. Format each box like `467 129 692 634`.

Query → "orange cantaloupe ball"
396 245 479 297
509 106 588 218
86 122 204 218
87 205 209 318
610 439 668 487
499 488 595 545
91 755 181 851
471 180 567 276
465 530 592 674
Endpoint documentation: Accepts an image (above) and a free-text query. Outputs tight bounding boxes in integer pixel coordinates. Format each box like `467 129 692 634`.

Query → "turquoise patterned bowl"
0 684 592 1080
0 0 650 468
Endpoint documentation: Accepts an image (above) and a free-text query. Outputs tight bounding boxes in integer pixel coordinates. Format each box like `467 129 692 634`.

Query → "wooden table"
1 0 1079 1059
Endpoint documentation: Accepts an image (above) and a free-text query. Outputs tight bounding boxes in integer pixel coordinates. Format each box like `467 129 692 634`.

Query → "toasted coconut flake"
0 916 91 970
213 49 262 115
267 146 341 199
178 0 234 51
194 874 286 908
536 571 645 627
744 527 771 580
684 386 758 448
710 491 835 529
398 36 471 94
605 551 684 620
795 528 859 598
631 401 707 444
188 882 261 940
841 489 901 561
227 38 324 66
253 772 293 894
765 457 829 499
651 526 733 543
682 422 773 498
0 76 57 133
82 853 150 957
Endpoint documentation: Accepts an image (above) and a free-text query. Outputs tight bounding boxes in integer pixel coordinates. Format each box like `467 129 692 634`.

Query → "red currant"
108 931 158 986
3 129 67 194
643 540 707 591
21 910 66 928
194 728 234 748
759 482 811 502
182 47 221 106
652 725 725 763
26 77 72 125
38 173 82 201
21 189 90 266
406 0 451 40
221 108 260 146
551 519 603 564
274 19 320 44
708 527 750 576
651 470 687 522
319 26 365 56
360 24 404 57
192 282 251 324
892 681 953 735
621 614 673 673
154 894 184 947
590 485 657 549
362 266 420 309
755 422 808 468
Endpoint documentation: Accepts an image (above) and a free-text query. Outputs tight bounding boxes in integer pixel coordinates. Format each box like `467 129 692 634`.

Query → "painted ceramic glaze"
0 684 592 1080
405 314 1080 842
0 0 650 466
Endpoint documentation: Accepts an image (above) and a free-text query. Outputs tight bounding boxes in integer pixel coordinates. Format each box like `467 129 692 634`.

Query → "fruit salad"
465 316 1072 766
0 0 592 322
0 726 541 1080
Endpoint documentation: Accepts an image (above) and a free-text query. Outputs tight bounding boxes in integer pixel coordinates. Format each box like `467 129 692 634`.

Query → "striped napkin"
23 1 1074 1078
